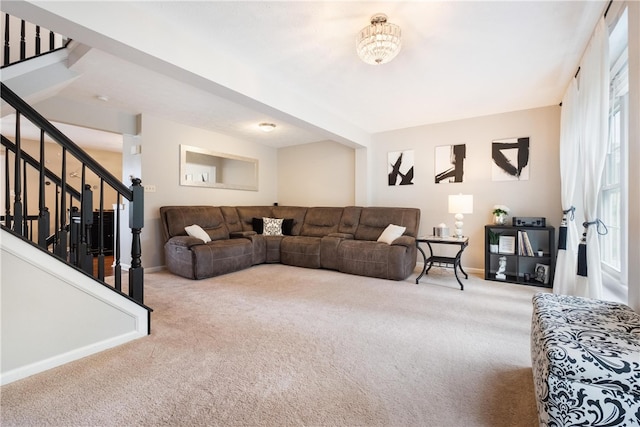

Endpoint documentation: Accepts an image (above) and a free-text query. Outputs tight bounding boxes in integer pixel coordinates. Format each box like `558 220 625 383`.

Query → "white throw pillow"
185 224 211 243
377 224 406 244
263 217 284 236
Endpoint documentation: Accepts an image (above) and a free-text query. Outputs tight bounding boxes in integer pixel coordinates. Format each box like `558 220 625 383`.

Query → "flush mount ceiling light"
356 13 402 65
258 122 276 132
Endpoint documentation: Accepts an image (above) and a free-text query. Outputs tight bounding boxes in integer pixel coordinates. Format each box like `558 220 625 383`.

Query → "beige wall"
137 115 279 269
277 140 355 206
370 105 562 272
270 105 561 274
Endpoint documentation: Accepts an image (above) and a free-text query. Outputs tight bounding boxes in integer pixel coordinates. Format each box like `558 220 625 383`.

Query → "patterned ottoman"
531 292 640 426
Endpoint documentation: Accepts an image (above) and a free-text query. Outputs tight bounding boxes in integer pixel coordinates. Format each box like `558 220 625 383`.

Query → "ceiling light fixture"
356 13 402 65
258 122 276 132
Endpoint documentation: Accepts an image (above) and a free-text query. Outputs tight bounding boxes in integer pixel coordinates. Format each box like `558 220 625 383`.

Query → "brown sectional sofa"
159 205 420 281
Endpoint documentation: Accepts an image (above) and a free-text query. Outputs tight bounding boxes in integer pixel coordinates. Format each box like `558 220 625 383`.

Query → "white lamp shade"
448 194 473 214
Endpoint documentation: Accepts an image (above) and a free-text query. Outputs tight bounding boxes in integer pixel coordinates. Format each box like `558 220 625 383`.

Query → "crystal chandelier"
356 13 402 65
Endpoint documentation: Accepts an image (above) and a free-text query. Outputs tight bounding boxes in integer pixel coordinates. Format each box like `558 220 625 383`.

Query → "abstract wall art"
434 144 466 183
388 150 414 186
492 137 530 181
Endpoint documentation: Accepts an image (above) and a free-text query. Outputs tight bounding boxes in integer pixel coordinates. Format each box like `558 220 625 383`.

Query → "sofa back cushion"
355 207 420 241
338 206 362 235
272 206 307 235
235 206 275 231
161 206 229 241
220 206 243 233
300 207 343 237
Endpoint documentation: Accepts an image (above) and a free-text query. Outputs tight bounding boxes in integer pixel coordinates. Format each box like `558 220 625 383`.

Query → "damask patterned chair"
531 292 640 426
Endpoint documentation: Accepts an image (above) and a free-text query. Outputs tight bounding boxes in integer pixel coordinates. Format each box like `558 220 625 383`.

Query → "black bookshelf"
484 225 555 288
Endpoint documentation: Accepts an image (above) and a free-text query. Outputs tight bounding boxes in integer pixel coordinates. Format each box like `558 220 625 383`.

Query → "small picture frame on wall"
534 263 550 285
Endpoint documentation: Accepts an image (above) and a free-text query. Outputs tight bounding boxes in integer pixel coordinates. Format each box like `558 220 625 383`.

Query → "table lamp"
448 194 473 238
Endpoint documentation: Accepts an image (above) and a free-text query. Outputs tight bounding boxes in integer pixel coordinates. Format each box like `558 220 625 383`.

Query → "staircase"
1 13 151 385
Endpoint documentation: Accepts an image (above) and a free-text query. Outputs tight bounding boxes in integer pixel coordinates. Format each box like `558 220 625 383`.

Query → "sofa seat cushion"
265 235 285 263
338 239 416 280
280 236 321 268
230 232 266 265
320 234 354 270
165 238 253 280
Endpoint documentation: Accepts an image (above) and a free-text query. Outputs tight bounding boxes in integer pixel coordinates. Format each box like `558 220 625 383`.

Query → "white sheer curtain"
555 17 609 298
575 18 610 299
553 78 580 296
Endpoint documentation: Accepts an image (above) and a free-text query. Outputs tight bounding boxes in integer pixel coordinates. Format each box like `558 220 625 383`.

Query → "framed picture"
388 150 414 186
492 137 530 181
498 235 516 254
534 263 550 285
434 144 466 183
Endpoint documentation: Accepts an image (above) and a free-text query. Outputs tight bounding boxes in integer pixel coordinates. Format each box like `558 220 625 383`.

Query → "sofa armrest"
166 235 207 249
391 235 415 247
327 232 354 240
231 231 257 238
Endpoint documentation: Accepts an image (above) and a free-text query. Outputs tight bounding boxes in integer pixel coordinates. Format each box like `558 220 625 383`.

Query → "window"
599 8 628 284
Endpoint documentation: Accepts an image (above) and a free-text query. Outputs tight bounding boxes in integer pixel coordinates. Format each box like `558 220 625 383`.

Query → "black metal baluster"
22 158 28 237
35 25 41 55
55 147 68 259
38 129 49 247
97 179 105 280
53 185 59 252
19 19 25 61
12 113 23 235
78 166 93 274
69 206 80 266
4 14 10 66
114 194 121 291
4 144 11 228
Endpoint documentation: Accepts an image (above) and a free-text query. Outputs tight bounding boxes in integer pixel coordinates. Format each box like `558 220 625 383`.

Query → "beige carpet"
1 264 544 426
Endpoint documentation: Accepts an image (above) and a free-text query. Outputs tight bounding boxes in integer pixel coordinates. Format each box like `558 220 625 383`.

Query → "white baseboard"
0 330 146 386
145 265 165 273
111 263 165 274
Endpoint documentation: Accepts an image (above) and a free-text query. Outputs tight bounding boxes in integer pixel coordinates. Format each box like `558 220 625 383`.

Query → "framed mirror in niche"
180 144 258 191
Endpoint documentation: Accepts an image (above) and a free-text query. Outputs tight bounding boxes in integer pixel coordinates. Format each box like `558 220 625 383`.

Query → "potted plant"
492 205 511 225
488 230 501 253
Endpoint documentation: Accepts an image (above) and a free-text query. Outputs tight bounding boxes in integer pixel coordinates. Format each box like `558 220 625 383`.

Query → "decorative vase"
490 244 499 253
494 214 507 225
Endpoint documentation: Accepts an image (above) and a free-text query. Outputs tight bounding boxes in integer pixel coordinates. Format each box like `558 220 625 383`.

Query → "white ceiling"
2 1 607 150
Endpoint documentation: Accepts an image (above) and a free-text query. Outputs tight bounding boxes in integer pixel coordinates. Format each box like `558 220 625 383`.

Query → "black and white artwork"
492 137 530 181
434 144 466 183
388 150 414 186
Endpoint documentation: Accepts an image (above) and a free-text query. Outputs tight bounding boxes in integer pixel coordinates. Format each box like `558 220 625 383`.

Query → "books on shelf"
517 230 535 256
